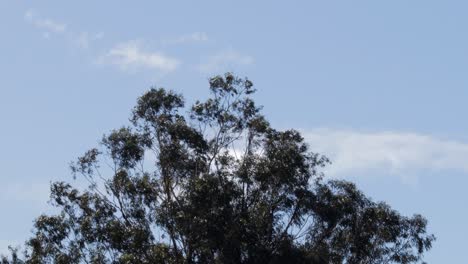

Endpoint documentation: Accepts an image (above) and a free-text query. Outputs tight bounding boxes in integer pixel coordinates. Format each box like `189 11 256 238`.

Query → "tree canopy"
2 73 434 264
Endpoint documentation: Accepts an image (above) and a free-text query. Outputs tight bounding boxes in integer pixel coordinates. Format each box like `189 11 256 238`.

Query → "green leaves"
132 88 184 124
70 148 101 179
306 180 435 263
102 127 147 169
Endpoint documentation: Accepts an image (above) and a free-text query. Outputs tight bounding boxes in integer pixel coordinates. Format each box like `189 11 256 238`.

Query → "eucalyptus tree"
1 73 434 264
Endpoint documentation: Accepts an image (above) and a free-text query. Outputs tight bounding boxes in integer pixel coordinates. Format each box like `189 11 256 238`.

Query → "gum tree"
1 73 434 264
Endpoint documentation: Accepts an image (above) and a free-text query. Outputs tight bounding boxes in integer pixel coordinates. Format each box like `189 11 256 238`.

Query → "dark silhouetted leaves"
1 74 434 264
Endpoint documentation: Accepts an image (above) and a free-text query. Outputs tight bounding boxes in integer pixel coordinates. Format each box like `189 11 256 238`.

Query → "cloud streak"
162 32 209 45
198 49 254 73
303 129 468 181
97 41 180 73
74 32 104 49
24 9 104 49
25 9 67 34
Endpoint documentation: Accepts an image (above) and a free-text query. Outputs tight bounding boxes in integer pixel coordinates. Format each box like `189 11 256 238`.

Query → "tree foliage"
2 73 434 263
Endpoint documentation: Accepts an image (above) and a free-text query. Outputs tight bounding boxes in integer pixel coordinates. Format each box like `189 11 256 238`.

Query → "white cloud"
97 41 180 73
198 49 254 73
162 32 209 45
73 32 103 49
24 9 103 49
24 9 67 34
303 129 468 181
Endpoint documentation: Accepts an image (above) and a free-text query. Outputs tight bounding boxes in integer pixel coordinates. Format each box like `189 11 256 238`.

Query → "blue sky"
1 1 467 262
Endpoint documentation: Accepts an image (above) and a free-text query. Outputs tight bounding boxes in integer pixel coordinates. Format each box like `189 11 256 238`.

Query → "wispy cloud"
24 9 103 49
24 10 179 75
198 49 254 73
303 129 468 181
97 40 180 73
74 32 104 49
24 9 67 34
162 32 209 45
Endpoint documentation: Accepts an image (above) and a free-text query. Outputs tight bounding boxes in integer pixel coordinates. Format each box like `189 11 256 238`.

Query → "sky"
0 1 467 262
